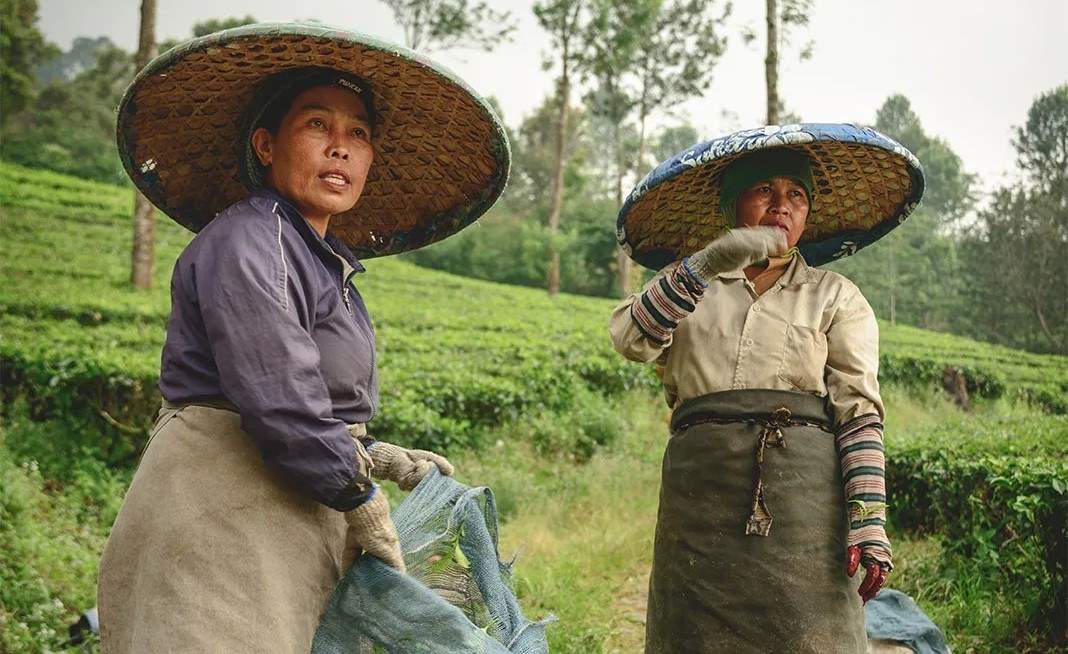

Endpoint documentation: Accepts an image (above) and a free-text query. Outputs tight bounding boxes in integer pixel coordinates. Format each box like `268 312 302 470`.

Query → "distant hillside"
2 162 1065 458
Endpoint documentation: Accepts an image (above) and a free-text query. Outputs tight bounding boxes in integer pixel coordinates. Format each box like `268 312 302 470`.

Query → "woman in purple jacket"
97 24 510 653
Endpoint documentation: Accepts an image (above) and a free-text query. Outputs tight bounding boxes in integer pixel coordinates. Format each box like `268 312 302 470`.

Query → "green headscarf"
718 148 814 225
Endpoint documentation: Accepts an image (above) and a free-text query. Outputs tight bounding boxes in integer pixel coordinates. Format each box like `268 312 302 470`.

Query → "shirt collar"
779 250 818 286
252 186 365 273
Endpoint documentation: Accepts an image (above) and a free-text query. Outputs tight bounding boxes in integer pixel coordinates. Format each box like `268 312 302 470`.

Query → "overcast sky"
39 1 1068 197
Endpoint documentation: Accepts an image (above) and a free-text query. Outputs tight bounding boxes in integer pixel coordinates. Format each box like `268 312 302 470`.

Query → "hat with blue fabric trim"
116 22 510 259
617 123 925 269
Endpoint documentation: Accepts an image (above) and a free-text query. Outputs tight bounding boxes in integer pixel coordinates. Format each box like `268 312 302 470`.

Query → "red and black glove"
847 545 890 603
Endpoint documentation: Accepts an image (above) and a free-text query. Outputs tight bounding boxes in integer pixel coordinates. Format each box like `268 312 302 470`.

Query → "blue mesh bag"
312 470 553 654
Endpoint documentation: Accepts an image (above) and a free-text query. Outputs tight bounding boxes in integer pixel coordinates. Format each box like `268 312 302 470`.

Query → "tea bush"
888 413 1068 641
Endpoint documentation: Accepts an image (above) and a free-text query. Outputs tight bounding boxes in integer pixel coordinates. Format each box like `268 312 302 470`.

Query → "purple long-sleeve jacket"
159 186 378 511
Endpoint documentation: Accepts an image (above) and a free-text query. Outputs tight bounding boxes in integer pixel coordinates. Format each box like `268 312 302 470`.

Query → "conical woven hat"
117 23 510 259
618 124 925 269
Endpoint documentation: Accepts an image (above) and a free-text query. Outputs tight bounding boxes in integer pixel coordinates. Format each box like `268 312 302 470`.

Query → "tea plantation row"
3 161 1066 450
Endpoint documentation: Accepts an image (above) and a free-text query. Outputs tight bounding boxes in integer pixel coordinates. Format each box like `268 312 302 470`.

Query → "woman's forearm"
609 263 705 362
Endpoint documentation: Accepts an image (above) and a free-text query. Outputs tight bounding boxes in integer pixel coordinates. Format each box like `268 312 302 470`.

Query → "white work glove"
685 226 788 284
344 486 405 572
368 442 455 491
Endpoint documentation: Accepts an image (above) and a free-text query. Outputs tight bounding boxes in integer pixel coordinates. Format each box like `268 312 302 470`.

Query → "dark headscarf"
718 148 814 224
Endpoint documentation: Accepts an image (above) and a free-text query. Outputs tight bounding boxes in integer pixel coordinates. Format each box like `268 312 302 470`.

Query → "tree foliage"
829 94 976 331
533 0 588 295
158 15 258 52
380 0 516 52
0 0 58 127
875 95 975 221
409 92 622 297
960 85 1068 355
777 0 813 58
34 35 112 85
501 94 585 217
830 87 1067 356
631 0 729 175
1013 84 1068 197
1 15 264 185
653 124 700 162
1 46 134 183
582 0 657 200
192 15 257 37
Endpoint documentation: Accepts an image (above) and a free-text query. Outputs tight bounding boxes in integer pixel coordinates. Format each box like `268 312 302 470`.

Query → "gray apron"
645 389 865 654
98 401 352 654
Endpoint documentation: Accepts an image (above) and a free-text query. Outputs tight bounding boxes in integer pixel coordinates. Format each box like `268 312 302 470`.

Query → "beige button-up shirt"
609 254 883 427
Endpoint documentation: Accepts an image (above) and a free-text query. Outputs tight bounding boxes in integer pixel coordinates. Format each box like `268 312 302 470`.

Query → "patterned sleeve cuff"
836 414 890 560
629 263 705 344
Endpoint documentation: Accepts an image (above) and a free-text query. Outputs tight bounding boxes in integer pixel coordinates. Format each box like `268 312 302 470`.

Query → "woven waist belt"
670 389 833 538
159 398 367 435
162 396 238 413
670 388 832 431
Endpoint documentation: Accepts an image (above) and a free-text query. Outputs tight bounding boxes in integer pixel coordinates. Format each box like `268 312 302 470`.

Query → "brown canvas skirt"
97 401 350 653
645 389 865 654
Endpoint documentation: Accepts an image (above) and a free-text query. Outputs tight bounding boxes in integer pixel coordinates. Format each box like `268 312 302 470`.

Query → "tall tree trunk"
407 5 423 50
621 102 653 299
889 250 897 326
636 72 650 179
616 250 632 296
131 196 155 288
547 59 571 297
636 106 648 180
1033 301 1058 351
1062 242 1068 354
764 0 779 125
130 0 158 290
614 121 633 296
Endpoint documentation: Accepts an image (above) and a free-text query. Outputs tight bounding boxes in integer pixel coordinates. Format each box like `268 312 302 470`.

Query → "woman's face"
734 176 810 249
251 85 374 225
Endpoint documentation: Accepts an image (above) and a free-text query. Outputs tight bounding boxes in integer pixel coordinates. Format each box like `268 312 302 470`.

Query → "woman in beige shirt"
610 125 924 654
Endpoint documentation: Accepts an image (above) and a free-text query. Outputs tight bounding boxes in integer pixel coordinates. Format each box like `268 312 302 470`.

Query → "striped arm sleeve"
836 413 893 570
629 263 705 344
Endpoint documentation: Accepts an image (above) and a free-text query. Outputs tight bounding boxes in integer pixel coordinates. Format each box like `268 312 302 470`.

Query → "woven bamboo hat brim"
617 124 925 270
117 22 510 258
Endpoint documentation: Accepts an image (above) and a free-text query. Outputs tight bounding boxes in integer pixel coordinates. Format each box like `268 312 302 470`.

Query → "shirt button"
737 382 748 389
752 305 762 313
746 338 754 346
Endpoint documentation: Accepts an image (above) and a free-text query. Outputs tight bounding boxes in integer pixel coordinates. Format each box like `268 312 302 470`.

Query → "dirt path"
605 563 651 653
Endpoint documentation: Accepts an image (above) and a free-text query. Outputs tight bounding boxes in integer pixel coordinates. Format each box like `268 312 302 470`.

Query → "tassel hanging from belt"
745 407 794 537
671 404 830 537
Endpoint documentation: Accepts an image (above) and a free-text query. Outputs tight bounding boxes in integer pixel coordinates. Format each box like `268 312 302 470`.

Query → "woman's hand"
368 442 455 491
685 226 788 284
344 486 405 572
846 545 890 603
